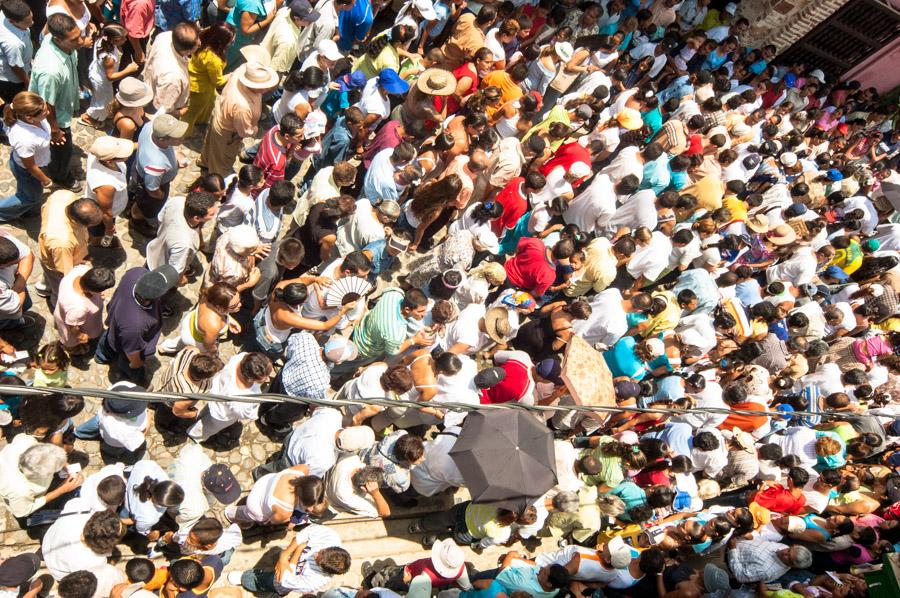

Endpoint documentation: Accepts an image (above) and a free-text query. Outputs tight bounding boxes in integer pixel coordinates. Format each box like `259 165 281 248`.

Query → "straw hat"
430 539 465 578
240 45 271 67
484 307 514 344
89 136 134 161
116 77 153 107
239 61 280 90
417 68 456 96
766 223 798 246
745 213 770 233
554 41 574 62
616 107 643 131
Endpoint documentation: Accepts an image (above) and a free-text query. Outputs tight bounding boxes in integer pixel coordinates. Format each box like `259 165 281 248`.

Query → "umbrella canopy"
449 410 557 512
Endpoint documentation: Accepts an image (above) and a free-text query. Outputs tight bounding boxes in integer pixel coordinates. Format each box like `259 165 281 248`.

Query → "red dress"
540 142 592 186
492 177 528 236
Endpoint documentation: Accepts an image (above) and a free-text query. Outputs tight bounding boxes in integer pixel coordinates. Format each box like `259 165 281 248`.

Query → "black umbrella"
449 410 557 512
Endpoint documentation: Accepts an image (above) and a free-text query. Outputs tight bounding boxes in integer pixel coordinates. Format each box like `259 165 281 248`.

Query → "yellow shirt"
683 175 726 211
353 36 400 80
723 195 748 222
188 48 227 95
38 190 88 275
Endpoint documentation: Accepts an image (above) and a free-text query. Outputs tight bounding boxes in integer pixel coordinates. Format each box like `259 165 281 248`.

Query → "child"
126 557 169 591
250 180 295 251
547 249 583 298
82 24 139 126
216 165 264 236
32 342 69 388
0 92 52 221
158 516 241 563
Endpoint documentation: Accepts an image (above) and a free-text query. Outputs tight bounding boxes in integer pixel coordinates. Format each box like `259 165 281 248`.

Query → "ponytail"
135 476 159 503
3 91 45 128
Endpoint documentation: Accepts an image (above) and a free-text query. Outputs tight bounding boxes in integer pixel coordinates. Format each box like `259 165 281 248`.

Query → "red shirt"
481 358 531 404
437 63 479 116
504 237 556 297
254 125 289 193
685 133 704 156
492 177 528 235
540 141 592 186
752 485 806 515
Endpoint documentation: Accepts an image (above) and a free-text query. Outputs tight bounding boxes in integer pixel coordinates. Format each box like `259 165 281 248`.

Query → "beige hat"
239 61 280 90
240 45 271 67
317 39 343 62
116 77 153 107
643 337 665 359
746 213 770 233
225 225 260 254
484 307 514 344
417 68 456 96
376 199 401 220
606 536 633 569
431 538 465 578
90 135 134 161
766 223 798 246
616 108 643 131
152 113 188 139
337 426 375 452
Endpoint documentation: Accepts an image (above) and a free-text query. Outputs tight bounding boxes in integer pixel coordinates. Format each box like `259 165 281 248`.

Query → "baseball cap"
90 136 134 161
535 358 563 385
615 380 641 400
606 536 633 568
317 39 343 62
135 265 179 301
152 113 188 139
337 426 376 451
474 366 507 389
823 265 850 282
826 168 844 182
289 0 320 21
412 0 437 20
202 464 241 504
377 68 410 95
784 202 807 217
323 336 359 363
574 104 593 121
0 554 40 587
780 152 798 167
102 382 148 419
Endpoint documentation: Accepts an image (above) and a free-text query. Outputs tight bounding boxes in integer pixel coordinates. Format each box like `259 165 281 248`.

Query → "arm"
171 399 200 419
275 537 306 585
103 54 140 82
19 155 51 188
364 480 391 517
92 185 118 236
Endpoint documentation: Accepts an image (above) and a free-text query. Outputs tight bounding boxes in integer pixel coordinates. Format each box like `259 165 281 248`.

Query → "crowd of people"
1 0 900 598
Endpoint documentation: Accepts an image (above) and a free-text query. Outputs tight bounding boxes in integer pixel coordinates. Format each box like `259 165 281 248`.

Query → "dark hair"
96 475 126 509
280 113 305 136
639 548 665 574
135 477 185 507
198 23 234 59
410 175 462 221
47 12 78 38
758 443 783 461
289 475 326 508
545 564 571 589
187 353 224 381
172 22 200 53
277 238 305 267
184 191 217 220
340 251 372 276
787 466 810 487
0 237 18 265
471 200 504 223
434 351 462 375
392 142 418 164
126 559 156 584
36 341 70 372
693 431 720 452
380 365 414 393
190 516 224 546
402 289 428 311
83 510 125 554
273 282 309 306
81 267 116 293
239 352 273 382
508 62 529 83
646 486 676 508
2 0 31 24
58 571 97 598
317 547 352 575
68 198 103 226
169 559 204 590
267 180 295 207
394 433 424 464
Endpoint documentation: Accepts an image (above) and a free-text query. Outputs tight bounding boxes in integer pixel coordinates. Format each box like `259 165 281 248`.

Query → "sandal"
408 521 425 534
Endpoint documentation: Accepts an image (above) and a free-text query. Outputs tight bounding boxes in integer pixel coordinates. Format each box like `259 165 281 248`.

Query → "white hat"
643 337 665 359
240 45 271 67
554 42 574 62
225 225 260 254
303 110 327 139
809 69 826 84
412 0 437 20
317 39 344 62
473 229 500 254
724 2 738 15
569 161 592 179
606 536 633 569
431 538 465 578
239 61 279 90
780 151 798 167
337 426 375 452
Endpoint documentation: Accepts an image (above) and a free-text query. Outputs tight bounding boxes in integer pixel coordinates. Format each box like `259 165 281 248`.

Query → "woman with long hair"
402 174 463 252
125 461 185 539
0 92 51 221
442 47 494 116
226 467 328 527
352 25 416 79
159 282 242 355
183 23 235 135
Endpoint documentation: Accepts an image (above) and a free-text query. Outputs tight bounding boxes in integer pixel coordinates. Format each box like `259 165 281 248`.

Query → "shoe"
310 509 337 523
422 534 438 548
34 281 49 298
51 179 83 193
6 314 36 330
226 571 244 586
147 542 164 559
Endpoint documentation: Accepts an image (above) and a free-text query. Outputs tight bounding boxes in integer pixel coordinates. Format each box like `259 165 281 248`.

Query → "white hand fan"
324 276 373 308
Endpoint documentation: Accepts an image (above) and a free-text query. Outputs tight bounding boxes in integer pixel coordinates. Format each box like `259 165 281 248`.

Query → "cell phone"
66 462 82 476
826 572 843 586
1 351 29 364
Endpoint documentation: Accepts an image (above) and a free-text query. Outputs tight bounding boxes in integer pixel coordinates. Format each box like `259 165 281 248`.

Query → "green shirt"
579 438 625 488
352 288 408 359
29 40 79 128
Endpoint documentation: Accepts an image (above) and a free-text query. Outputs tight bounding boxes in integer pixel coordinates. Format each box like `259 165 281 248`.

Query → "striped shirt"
254 125 289 192
352 288 409 359
158 346 210 395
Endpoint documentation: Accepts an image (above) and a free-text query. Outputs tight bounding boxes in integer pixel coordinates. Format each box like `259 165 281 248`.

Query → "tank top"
46 2 91 33
263 303 302 343
494 100 521 138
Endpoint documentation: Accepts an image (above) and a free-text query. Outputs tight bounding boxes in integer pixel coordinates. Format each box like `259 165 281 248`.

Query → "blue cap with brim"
823 265 850 282
378 68 410 95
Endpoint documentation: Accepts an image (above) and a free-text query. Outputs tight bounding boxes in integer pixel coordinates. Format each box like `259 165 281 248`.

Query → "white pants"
187 406 236 442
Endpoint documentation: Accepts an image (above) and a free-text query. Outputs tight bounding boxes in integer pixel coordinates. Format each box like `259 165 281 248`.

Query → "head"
537 565 570 592
205 282 241 315
401 289 429 321
58 571 97 598
289 475 329 516
166 559 205 593
96 474 126 510
379 365 414 394
66 197 104 228
187 516 224 550
125 559 156 584
275 238 305 271
172 22 201 58
19 443 66 481
238 352 274 386
47 13 81 53
82 510 126 555
183 191 218 228
2 91 47 128
187 353 224 384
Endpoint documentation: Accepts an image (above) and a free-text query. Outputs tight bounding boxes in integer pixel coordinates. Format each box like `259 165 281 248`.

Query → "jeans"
0 158 44 221
0 290 31 330
74 414 101 439
94 330 146 384
240 570 278 594
46 127 73 185
419 501 476 545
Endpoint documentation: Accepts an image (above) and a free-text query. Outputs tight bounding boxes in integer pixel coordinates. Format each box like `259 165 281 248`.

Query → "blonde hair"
3 91 45 128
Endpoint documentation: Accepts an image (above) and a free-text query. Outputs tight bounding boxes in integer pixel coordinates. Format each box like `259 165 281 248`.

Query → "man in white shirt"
571 288 628 349
325 454 391 518
187 352 274 442
691 427 728 478
42 510 125 583
765 243 826 286
603 188 658 236
410 426 465 497
146 192 218 287
168 445 241 528
626 230 673 291
0 230 33 326
563 173 619 232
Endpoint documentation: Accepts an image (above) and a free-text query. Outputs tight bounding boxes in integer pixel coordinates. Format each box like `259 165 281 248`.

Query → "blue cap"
827 168 844 182
823 265 850 282
784 73 797 88
775 404 795 419
339 71 368 93
377 68 410 95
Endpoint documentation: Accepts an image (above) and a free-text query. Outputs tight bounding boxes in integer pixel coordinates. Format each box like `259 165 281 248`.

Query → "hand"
28 579 44 594
60 472 84 492
124 62 140 75
413 330 435 347
383 226 393 237
50 128 65 145
228 319 242 334
313 276 333 287
257 243 272 258
407 243 419 253
340 300 358 315
41 178 53 188
363 480 380 495
146 530 161 542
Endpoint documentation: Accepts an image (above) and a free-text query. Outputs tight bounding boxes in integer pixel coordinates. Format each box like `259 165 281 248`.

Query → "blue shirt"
134 124 178 191
155 0 201 31
735 280 763 307
338 0 373 52
603 336 648 380
310 115 353 172
640 155 671 195
362 148 399 203
645 422 693 457
363 238 396 281
673 268 719 315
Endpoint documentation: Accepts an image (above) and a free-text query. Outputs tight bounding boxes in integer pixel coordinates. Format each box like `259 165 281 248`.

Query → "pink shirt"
120 0 154 39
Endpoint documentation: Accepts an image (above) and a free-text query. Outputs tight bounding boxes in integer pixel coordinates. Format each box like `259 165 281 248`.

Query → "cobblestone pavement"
0 120 559 591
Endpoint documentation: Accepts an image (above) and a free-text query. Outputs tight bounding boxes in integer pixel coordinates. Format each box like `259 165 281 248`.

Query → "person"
94 265 179 384
52 265 115 354
159 282 241 355
261 0 322 74
225 467 327 527
186 352 274 442
120 0 154 65
0 229 34 330
225 0 283 70
0 0 34 104
81 24 139 125
0 437 81 524
349 288 434 368
325 456 391 518
37 193 103 306
41 509 125 584
28 13 80 190
0 92 52 221
130 114 187 229
727 538 813 584
182 23 234 135
146 191 219 289
200 60 279 177
85 135 133 247
253 114 306 191
110 76 152 147
125 459 185 538
141 21 199 117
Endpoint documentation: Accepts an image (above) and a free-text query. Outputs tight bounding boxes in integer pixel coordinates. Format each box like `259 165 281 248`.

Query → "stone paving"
0 119 560 592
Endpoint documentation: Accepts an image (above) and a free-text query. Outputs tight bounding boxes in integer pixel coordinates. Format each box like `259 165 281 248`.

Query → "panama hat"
239 62 280 90
416 68 456 96
116 77 153 107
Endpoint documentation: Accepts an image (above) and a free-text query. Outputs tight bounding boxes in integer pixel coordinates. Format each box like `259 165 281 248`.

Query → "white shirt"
207 353 263 422
601 145 643 185
8 119 51 168
86 154 129 218
564 173 616 232
125 459 171 535
355 78 390 122
146 195 200 274
0 229 30 288
63 463 126 514
42 512 108 580
627 231 672 282
605 189 657 234
325 454 379 517
766 427 818 468
766 246 818 286
411 426 465 497
216 177 255 233
277 524 344 593
285 406 344 477
99 406 148 451
572 288 627 348
842 196 879 235
168 443 214 527
677 381 729 429
535 546 619 583
484 29 505 61
691 427 728 478
440 303 487 354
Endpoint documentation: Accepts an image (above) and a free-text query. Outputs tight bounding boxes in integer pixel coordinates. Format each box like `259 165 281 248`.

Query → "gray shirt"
146 195 199 274
0 18 32 83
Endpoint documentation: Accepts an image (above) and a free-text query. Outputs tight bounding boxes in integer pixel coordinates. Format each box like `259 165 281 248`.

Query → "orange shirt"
719 401 769 433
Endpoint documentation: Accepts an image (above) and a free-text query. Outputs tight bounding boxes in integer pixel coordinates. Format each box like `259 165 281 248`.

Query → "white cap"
724 2 738 15
413 0 437 20
606 536 633 568
780 151 798 167
317 39 344 62
809 69 826 84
